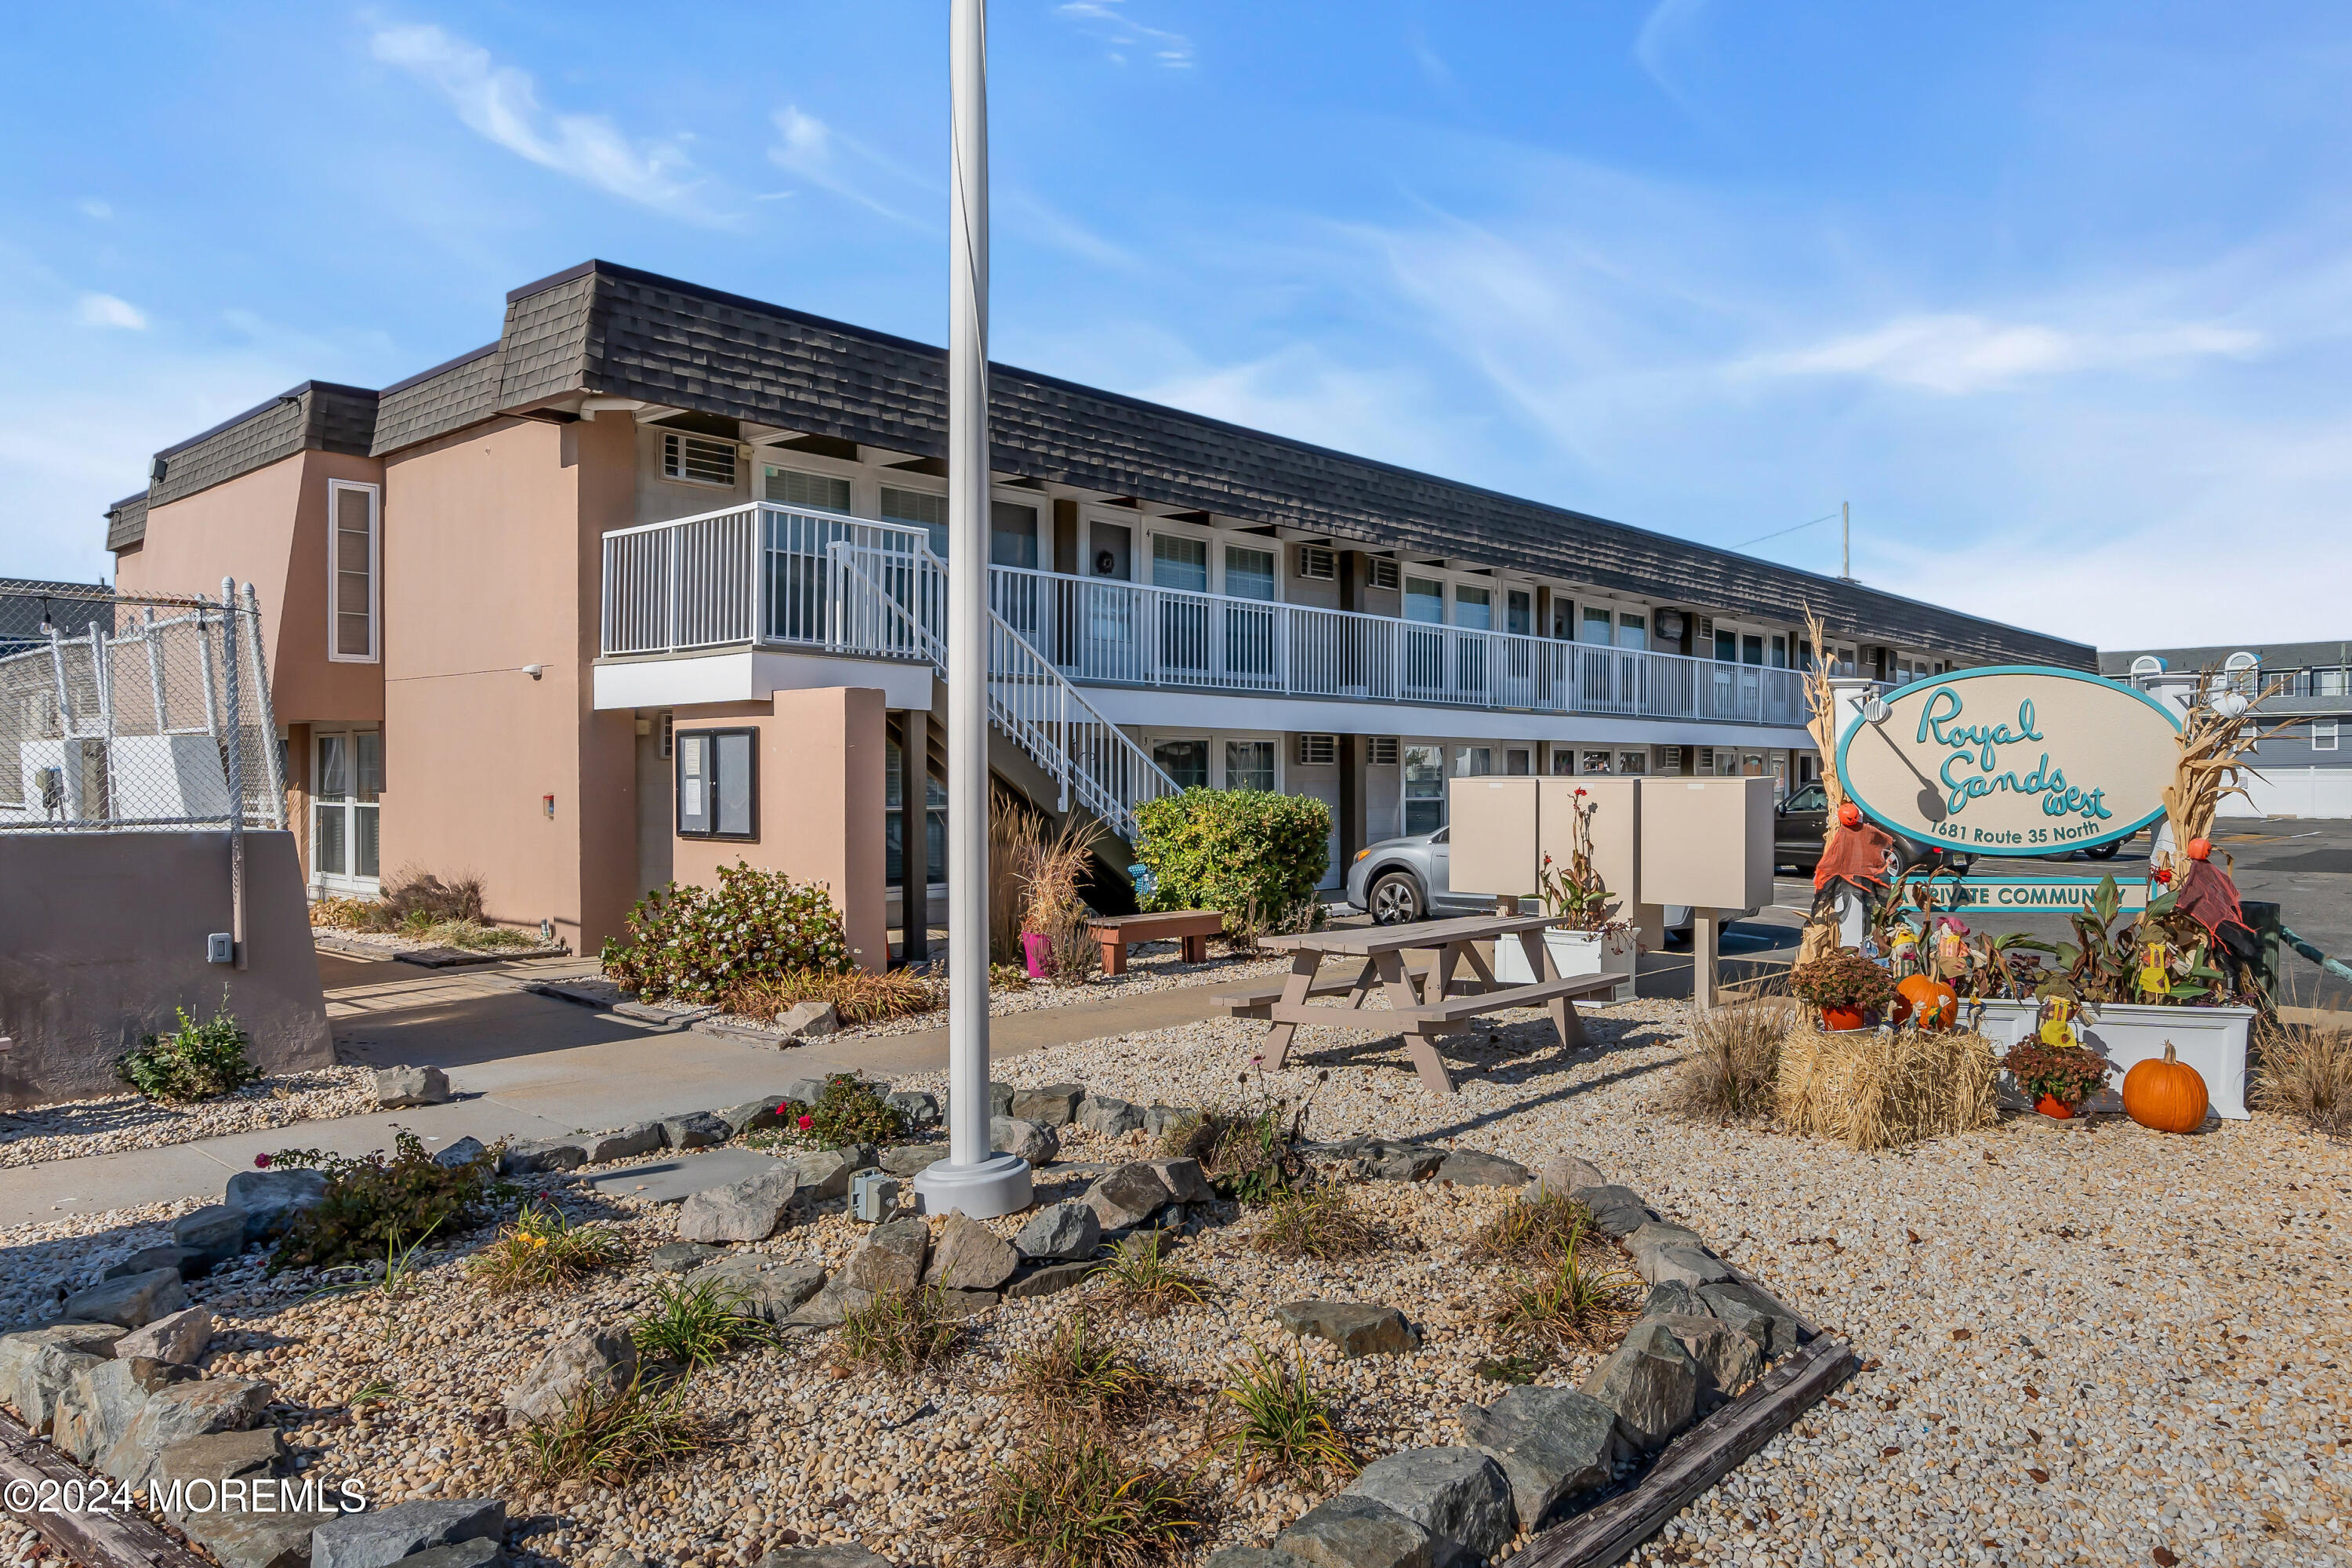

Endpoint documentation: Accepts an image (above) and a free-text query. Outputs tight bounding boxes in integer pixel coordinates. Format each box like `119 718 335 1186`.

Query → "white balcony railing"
601 501 1817 728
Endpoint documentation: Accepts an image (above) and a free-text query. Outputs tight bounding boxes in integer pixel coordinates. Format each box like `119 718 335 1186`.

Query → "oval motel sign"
1835 665 2181 856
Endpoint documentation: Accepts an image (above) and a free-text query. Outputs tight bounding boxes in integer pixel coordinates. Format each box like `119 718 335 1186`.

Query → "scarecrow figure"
2136 938 2177 1002
1933 916 1972 982
2169 839 2260 1003
1814 801 1899 948
2035 992 2082 1051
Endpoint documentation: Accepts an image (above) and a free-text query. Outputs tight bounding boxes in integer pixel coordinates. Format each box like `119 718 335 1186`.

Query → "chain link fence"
0 580 284 833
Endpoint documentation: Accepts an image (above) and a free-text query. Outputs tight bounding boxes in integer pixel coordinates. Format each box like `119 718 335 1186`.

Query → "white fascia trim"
593 648 933 711
1076 685 1813 750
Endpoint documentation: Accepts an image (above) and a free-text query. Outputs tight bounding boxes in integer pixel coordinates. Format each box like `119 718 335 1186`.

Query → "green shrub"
1133 789 1329 938
967 1424 1200 1568
746 1072 908 1151
601 862 853 1004
267 1131 506 1272
118 1005 260 1102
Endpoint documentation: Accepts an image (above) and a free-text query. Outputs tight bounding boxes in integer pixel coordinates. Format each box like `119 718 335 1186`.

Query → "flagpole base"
912 1152 1033 1219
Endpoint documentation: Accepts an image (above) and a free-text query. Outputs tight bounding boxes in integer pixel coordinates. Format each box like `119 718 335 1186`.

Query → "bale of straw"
1776 1022 1999 1150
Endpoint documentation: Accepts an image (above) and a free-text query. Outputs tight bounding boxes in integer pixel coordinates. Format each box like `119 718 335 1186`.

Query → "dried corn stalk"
1797 608 1847 964
2155 670 2291 875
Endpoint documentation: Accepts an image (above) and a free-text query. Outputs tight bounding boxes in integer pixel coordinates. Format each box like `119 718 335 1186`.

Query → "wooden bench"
1212 957 1443 1017
1089 909 1225 975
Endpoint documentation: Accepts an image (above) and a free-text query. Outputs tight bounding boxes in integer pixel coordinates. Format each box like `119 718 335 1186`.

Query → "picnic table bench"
1220 913 1621 1096
1088 909 1225 975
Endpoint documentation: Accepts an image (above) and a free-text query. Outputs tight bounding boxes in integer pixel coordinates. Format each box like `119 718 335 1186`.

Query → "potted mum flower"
1998 1041 2114 1120
1788 948 1898 1031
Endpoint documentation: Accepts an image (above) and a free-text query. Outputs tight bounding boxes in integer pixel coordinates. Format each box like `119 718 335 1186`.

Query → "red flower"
1574 788 1588 797
797 1113 814 1131
253 1153 270 1169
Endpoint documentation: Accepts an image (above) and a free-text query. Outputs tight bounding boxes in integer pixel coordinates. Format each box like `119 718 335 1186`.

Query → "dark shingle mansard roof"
107 383 380 550
2100 641 2351 673
104 491 149 552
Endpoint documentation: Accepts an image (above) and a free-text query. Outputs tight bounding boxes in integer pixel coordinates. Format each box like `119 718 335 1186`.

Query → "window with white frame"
1404 576 1445 624
662 431 738 488
765 466 851 512
328 480 379 662
1152 738 1209 789
880 486 948 557
1224 544 1276 601
312 728 381 890
1225 739 1277 791
2315 719 2340 753
1454 585 1492 630
1402 744 1446 834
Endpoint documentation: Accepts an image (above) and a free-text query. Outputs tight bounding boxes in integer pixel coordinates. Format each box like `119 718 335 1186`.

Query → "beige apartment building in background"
103 261 2091 969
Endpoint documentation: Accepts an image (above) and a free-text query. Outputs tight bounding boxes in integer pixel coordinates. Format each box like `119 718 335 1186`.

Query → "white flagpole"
916 0 1032 1219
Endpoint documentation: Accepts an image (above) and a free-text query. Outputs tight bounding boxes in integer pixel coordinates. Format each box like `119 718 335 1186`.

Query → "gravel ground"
4 1000 2344 1568
0 1068 377 1171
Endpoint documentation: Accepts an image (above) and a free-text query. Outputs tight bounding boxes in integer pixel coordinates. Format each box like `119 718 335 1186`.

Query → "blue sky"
3 2 2344 648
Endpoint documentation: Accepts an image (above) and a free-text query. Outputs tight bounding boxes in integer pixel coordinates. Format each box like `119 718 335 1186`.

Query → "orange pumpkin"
2122 1042 2208 1134
1890 973 1958 1030
2186 837 2211 861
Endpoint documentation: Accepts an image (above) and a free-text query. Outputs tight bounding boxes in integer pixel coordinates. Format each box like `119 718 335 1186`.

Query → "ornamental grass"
1776 1021 2000 1150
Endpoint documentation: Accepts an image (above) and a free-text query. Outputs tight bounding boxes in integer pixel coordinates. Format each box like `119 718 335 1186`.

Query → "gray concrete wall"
0 830 331 1109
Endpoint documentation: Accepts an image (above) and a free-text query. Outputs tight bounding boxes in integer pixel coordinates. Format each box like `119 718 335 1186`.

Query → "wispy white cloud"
1001 188 1141 271
78 198 113 221
766 106 929 228
368 24 712 219
1056 1 1195 69
75 293 146 329
1737 313 2263 394
1634 0 1708 114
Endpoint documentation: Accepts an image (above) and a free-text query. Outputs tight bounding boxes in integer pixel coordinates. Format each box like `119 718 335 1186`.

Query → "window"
328 481 379 662
1225 739 1276 790
1405 577 1445 624
1153 738 1208 789
662 432 737 488
1456 746 1494 776
1225 545 1276 601
1296 733 1337 766
991 501 1040 568
1549 747 1574 775
1619 750 1649 775
765 466 851 512
1771 635 1788 669
1552 600 1576 639
2316 720 2340 753
1581 750 1613 775
311 729 380 889
1505 746 1532 776
886 740 946 888
1715 628 1737 662
1365 736 1399 767
1403 745 1446 834
1617 612 1647 651
1297 544 1335 580
880 486 949 557
1366 557 1399 591
1506 590 1532 637
1584 606 1614 643
677 728 757 839
1659 745 1685 773
1152 533 1208 592
1455 585 1492 630
1743 634 1764 666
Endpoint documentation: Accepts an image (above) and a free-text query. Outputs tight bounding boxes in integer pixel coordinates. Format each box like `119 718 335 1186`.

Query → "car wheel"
1369 871 1424 925
2083 840 2122 861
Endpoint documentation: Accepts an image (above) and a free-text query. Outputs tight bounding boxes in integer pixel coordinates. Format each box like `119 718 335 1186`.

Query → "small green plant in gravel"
1001 1312 1162 1425
1249 1183 1378 1261
630 1279 773 1371
267 1132 506 1272
967 1423 1200 1568
510 1374 708 1486
752 1073 907 1149
1158 1069 1325 1205
466 1201 626 1294
2252 1018 2352 1133
1472 1353 1544 1385
1090 1231 1209 1318
834 1285 966 1375
601 862 852 1004
1208 1343 1358 1486
117 1004 260 1102
1492 1221 1640 1351
1464 1189 1594 1267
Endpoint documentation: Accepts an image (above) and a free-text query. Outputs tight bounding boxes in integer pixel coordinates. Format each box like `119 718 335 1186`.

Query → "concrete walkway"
2 950 1236 1227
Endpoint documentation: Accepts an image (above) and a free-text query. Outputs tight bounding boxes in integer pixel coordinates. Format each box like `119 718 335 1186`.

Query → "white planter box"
1967 998 2252 1120
1492 927 1639 1003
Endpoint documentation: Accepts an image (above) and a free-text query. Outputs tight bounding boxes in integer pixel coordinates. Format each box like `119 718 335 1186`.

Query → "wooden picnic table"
1212 913 1621 1096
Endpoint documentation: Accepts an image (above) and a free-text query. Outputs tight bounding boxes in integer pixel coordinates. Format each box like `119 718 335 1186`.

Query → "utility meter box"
1635 775 1774 912
1446 777 1541 899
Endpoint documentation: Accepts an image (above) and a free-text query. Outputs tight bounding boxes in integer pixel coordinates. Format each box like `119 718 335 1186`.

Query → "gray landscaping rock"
1574 1185 1656 1238
117 1305 213 1365
1624 1221 1709 1259
1581 1319 1700 1450
989 1081 1016 1118
1638 1243 1732 1290
0 1323 122 1423
100 1376 273 1488
104 1244 209 1283
56 1357 182 1464
779 1144 881 1202
1141 1103 1191 1138
782 1076 831 1108
63 1268 187 1329
1010 1083 1085 1127
373 1065 452 1109
1458 1385 1621 1530
1344 1446 1515 1562
990 1116 1059 1166
842 1218 929 1292
1003 1260 1095 1299
171 1204 251 1267
1272 1492 1433 1568
682 1257 829 1324
1697 1280 1803 1359
1301 1138 1444 1183
181 1508 339 1568
721 1098 794 1135
1434 1149 1532 1189
887 1090 941 1128
880 1144 947 1178
386 1540 502 1568
154 1427 285 1495
757 1544 893 1568
775 1000 840 1040
499 1138 587 1176
659 1111 733 1150
925 1214 1021 1291
503 1327 637 1429
1650 1310 1765 1407
1640 1280 1704 1319
1012 1201 1102 1261
675 1167 800 1244
15 1345 103 1434
224 1169 329 1241
1082 1162 1177 1230
433 1136 489 1170
786 1276 874 1327
1273 1301 1421 1358
1203 1552 1308 1568
1143 1156 1214 1205
585 1123 663 1163
311 1498 507 1568
648 1241 721 1275
1076 1094 1145 1137
1535 1151 1610 1198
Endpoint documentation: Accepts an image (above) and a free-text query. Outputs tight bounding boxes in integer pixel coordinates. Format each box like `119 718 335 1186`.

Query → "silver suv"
1344 827 1704 935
